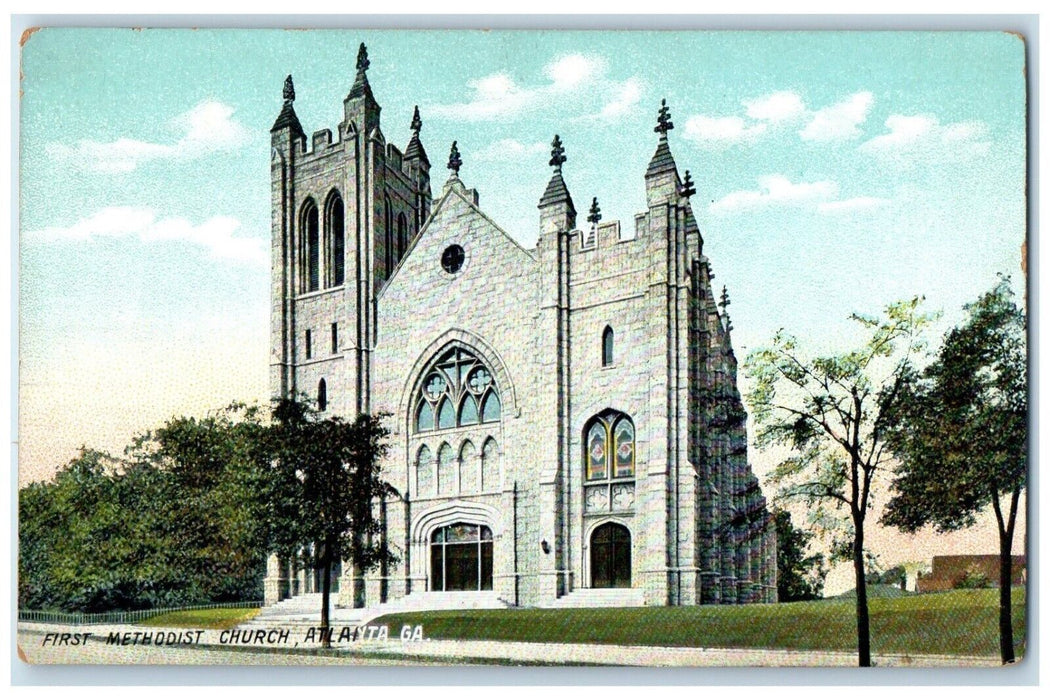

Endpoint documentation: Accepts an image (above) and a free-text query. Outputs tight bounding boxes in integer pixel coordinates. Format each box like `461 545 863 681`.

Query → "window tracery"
414 347 501 433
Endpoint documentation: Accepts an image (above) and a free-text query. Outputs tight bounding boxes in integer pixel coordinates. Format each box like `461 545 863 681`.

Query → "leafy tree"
772 508 828 601
19 404 271 613
135 403 272 603
881 278 1026 664
745 298 932 666
262 399 399 646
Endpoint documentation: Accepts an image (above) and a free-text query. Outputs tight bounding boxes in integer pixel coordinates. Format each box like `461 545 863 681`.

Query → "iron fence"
18 600 263 626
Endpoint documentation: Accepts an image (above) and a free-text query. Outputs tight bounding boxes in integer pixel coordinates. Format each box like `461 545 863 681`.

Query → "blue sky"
18 29 1026 564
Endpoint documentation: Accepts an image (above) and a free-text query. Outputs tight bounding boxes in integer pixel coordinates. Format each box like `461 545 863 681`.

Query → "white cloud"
430 53 640 123
683 115 768 147
597 77 643 119
46 101 251 173
858 114 991 165
474 138 548 162
25 207 265 265
684 90 870 148
817 196 891 214
744 90 806 123
799 91 874 142
544 53 605 90
710 175 892 216
710 175 839 213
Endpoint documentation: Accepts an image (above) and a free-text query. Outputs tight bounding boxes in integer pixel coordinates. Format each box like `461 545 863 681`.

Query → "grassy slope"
375 588 1026 657
138 607 261 629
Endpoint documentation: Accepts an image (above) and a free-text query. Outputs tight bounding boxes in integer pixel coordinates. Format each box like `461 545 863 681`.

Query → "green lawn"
375 588 1025 658
137 607 261 629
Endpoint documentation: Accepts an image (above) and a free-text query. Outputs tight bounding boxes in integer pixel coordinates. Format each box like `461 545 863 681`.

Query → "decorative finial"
411 105 422 134
680 170 696 198
549 134 566 172
720 286 733 332
356 43 370 74
655 98 674 135
587 197 602 226
283 75 295 105
447 141 462 175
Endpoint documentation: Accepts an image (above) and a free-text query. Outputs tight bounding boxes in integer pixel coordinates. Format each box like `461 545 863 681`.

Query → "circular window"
441 244 465 274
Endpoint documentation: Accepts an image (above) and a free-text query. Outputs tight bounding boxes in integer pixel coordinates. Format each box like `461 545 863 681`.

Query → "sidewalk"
17 622 1001 667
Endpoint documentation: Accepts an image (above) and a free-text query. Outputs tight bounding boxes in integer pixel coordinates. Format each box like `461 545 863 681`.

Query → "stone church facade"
264 45 777 609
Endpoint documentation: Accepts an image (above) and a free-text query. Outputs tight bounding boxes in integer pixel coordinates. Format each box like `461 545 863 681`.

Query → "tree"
772 508 828 601
19 404 273 613
262 399 399 646
880 278 1026 664
745 298 932 666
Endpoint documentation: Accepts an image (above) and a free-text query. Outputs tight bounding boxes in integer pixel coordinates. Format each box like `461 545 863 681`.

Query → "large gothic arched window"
414 347 501 433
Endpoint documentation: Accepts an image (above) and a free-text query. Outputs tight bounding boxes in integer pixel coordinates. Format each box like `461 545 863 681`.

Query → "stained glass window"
584 412 636 497
413 347 502 433
614 418 635 478
587 422 607 480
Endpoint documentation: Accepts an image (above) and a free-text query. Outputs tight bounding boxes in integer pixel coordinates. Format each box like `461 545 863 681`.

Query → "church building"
264 44 777 610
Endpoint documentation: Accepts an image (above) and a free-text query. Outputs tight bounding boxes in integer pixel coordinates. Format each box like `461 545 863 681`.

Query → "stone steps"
249 590 512 627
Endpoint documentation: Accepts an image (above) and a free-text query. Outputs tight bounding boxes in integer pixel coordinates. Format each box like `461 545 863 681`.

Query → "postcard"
16 27 1028 669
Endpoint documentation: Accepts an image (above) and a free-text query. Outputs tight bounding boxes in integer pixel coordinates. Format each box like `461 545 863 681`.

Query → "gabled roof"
378 177 537 299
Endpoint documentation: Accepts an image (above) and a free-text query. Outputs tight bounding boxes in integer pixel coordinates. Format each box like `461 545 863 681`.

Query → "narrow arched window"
384 197 393 279
397 212 408 260
459 440 478 493
416 445 433 497
482 437 500 492
317 378 327 412
300 199 320 293
325 191 345 287
437 443 454 496
602 326 614 367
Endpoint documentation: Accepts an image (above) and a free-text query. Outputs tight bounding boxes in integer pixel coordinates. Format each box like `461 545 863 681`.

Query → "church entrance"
590 522 631 588
430 523 494 591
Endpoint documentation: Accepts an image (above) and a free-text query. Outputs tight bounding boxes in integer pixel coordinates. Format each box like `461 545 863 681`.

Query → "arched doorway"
590 522 631 588
430 523 494 591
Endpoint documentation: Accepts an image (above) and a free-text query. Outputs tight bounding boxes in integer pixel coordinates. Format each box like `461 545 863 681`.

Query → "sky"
17 29 1027 573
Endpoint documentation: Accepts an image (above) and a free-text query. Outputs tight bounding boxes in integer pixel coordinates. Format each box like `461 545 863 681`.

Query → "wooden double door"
590 522 631 588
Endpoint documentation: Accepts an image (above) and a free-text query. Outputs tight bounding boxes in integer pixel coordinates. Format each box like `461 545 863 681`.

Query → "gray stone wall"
267 56 777 610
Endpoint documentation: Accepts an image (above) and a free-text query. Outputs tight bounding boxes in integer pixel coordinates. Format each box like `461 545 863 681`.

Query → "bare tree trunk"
852 520 872 667
991 488 1018 664
320 539 332 650
998 529 1014 664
